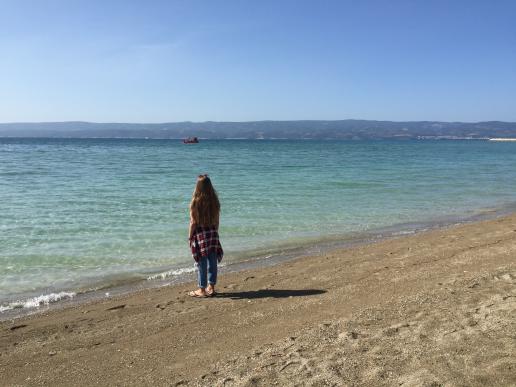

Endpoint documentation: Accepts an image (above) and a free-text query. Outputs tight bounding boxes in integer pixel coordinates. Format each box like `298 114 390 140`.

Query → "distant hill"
1 120 516 139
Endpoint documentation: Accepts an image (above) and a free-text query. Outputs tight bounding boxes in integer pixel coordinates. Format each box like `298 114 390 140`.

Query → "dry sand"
1 215 515 386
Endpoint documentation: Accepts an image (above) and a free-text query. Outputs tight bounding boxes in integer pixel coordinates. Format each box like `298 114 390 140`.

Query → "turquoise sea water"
1 138 516 311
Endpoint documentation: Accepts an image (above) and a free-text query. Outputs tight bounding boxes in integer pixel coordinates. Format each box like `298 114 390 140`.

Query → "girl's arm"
189 210 196 240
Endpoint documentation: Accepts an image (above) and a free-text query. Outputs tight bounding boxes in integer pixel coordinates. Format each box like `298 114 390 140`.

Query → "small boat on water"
183 136 199 144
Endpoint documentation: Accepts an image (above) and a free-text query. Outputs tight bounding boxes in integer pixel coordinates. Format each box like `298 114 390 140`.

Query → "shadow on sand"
216 289 326 300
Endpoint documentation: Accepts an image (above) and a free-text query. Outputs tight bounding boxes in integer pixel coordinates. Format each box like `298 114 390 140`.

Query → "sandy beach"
1 214 515 386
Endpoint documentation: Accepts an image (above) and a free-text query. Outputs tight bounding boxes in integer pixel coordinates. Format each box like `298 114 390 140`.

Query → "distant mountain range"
1 120 516 139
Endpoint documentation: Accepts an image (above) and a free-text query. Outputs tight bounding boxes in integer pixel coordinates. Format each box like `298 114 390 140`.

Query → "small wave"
146 267 196 280
391 230 417 236
0 291 76 313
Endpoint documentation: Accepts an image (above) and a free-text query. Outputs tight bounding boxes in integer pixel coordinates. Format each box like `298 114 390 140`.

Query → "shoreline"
1 213 515 385
2 202 515 321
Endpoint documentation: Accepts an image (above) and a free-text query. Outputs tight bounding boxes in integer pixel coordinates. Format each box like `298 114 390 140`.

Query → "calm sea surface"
1 138 516 311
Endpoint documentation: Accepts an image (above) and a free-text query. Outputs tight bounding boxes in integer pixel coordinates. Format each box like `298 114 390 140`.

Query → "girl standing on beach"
188 174 223 297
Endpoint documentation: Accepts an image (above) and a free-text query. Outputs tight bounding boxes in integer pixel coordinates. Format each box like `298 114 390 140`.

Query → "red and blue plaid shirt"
189 226 223 263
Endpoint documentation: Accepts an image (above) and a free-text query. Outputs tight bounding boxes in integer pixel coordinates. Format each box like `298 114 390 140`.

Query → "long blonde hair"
190 174 220 228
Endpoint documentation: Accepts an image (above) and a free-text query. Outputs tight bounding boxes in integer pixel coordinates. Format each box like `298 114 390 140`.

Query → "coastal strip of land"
1 215 515 386
489 138 516 141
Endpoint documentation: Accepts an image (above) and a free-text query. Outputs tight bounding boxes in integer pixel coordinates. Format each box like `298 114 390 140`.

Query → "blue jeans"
196 251 218 288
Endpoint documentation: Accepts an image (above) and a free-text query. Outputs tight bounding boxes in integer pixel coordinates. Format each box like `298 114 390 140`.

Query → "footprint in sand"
9 324 27 331
106 304 126 311
494 272 515 282
383 322 412 337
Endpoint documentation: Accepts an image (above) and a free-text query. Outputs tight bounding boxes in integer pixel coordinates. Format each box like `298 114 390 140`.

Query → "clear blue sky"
1 0 515 123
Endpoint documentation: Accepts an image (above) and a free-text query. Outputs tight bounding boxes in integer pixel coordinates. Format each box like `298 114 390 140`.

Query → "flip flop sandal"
188 290 207 298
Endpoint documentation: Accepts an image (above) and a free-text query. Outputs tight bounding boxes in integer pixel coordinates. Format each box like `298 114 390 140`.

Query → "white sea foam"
147 267 196 280
392 230 416 236
0 291 76 313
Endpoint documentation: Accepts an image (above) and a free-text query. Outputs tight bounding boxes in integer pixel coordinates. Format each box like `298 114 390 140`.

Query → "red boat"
183 136 199 144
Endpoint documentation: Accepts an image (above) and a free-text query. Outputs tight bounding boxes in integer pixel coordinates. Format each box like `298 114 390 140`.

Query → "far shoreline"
0 135 503 140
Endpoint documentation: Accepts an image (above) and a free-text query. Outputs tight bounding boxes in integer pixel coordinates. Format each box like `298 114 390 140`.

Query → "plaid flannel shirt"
189 226 223 263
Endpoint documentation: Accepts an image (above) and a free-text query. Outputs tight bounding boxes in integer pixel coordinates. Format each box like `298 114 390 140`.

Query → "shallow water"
1 138 516 310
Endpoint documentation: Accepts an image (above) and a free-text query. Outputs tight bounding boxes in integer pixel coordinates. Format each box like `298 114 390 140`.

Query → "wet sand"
1 214 515 386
